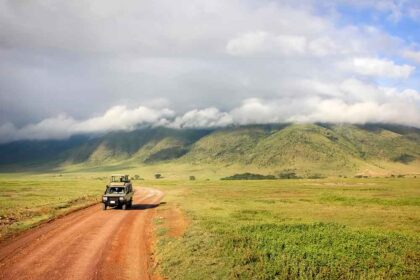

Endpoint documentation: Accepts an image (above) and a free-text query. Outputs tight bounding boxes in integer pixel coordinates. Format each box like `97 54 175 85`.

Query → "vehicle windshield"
106 187 126 194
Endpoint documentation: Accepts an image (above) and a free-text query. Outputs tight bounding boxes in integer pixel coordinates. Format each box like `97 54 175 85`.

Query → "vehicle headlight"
103 197 108 201
119 197 124 201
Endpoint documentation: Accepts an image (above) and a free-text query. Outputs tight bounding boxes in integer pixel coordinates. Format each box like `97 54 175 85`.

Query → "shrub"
189 176 196 181
155 173 162 179
221 173 276 180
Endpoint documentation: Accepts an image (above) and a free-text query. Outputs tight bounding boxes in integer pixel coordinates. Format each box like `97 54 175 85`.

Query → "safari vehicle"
102 174 134 210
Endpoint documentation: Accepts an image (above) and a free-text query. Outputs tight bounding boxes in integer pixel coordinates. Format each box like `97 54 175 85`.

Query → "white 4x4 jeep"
102 174 134 210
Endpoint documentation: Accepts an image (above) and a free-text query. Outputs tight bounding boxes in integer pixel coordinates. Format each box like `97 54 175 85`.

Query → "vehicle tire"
128 200 133 208
122 203 127 210
103 204 107 210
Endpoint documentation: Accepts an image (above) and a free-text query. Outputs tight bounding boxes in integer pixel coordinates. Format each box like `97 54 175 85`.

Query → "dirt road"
0 188 164 280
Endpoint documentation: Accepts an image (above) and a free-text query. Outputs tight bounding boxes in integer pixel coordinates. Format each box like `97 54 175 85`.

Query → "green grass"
0 172 419 279
150 178 420 279
0 173 106 239
224 223 417 279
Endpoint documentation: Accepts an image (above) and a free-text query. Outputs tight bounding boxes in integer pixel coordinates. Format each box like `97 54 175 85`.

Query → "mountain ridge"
0 123 419 176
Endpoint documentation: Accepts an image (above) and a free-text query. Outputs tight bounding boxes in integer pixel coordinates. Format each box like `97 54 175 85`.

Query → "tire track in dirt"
0 187 164 280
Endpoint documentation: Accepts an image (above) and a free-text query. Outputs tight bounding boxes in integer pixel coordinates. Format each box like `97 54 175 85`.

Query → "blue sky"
335 2 419 44
0 0 419 142
334 1 420 90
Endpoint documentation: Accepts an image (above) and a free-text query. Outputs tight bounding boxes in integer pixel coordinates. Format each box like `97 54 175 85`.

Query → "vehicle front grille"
108 197 119 205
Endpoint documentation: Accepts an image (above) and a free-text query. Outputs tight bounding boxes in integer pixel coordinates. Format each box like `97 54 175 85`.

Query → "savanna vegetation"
0 123 419 278
0 172 419 279
152 177 420 279
0 173 105 239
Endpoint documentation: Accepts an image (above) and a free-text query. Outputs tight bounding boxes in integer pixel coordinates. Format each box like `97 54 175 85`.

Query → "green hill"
180 124 420 176
0 124 419 176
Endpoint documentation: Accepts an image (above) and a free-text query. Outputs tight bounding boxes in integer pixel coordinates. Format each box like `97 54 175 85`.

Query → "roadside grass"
0 173 106 240
152 178 420 279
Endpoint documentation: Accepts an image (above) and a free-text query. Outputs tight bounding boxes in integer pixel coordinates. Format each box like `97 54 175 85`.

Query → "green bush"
221 173 276 180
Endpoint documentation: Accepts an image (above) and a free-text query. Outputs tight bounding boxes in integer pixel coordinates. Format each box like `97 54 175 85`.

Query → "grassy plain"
0 172 419 279
151 178 420 279
0 173 106 239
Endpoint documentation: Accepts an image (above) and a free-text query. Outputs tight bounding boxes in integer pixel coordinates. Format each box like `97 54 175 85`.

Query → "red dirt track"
0 188 164 280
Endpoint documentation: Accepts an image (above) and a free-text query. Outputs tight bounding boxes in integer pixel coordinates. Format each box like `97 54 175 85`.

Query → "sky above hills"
0 0 419 143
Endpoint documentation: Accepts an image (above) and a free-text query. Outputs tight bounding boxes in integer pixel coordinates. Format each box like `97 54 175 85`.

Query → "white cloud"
225 29 402 60
341 57 415 78
0 0 418 138
0 105 174 143
170 108 233 128
307 37 339 56
1 80 419 144
230 98 291 124
226 31 307 56
226 31 270 56
226 80 420 127
288 99 420 125
403 50 420 64
273 35 307 55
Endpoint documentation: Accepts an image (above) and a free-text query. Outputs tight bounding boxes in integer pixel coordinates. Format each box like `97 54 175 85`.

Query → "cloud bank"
0 106 174 143
0 0 419 143
1 79 419 143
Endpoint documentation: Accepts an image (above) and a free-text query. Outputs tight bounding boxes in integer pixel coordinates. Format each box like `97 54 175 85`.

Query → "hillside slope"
181 124 420 176
0 124 418 175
